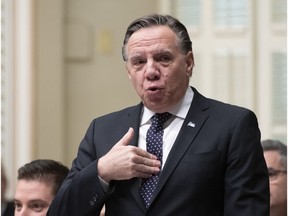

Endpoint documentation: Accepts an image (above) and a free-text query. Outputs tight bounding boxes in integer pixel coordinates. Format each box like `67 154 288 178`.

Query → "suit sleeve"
47 120 108 216
224 110 270 216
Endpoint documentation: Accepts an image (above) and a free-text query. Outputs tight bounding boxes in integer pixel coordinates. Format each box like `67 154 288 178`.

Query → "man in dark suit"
47 14 269 215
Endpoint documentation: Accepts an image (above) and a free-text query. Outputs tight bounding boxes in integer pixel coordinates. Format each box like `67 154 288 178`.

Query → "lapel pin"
187 121 195 127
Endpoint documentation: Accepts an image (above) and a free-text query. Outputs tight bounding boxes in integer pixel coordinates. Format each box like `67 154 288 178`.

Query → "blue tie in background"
140 112 172 208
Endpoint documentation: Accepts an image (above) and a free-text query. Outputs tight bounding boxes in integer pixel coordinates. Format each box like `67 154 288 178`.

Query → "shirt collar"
140 87 194 126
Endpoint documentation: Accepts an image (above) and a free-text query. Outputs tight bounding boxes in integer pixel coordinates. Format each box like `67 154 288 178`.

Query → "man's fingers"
134 155 161 167
136 148 158 160
134 164 160 178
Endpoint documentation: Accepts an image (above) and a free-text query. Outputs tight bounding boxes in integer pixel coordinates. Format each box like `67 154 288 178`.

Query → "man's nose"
145 60 160 81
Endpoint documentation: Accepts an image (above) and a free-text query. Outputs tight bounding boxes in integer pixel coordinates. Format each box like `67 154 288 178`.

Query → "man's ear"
186 51 194 77
125 63 132 80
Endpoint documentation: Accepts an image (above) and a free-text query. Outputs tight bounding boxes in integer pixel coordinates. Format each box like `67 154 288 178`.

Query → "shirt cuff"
98 175 110 192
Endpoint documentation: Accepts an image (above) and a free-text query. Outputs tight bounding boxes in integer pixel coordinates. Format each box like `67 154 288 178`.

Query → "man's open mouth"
148 87 158 91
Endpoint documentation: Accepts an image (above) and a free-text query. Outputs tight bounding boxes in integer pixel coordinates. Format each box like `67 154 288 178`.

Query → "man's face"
125 25 194 113
264 150 287 209
14 180 54 216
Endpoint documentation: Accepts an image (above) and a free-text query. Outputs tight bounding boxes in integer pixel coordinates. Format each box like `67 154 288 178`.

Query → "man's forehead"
16 179 54 193
128 26 176 43
264 150 283 166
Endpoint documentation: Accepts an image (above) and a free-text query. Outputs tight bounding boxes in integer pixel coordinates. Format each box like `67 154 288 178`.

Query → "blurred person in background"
262 139 287 216
14 159 69 216
1 165 15 216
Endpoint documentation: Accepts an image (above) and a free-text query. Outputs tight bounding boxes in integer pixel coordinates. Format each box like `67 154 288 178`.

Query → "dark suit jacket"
2 201 15 216
47 87 269 216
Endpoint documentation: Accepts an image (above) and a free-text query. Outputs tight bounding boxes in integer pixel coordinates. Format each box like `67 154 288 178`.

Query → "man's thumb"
115 127 134 147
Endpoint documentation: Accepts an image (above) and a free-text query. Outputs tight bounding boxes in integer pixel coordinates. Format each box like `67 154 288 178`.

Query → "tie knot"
152 112 172 126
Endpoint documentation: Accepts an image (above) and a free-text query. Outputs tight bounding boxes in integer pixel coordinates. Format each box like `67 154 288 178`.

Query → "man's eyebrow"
129 52 145 58
14 199 50 205
28 199 49 203
130 49 173 57
129 54 143 59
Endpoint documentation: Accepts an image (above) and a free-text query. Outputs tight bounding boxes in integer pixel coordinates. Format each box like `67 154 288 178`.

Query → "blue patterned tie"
140 112 172 208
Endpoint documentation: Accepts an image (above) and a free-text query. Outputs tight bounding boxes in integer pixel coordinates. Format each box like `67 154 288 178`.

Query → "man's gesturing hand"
97 127 161 183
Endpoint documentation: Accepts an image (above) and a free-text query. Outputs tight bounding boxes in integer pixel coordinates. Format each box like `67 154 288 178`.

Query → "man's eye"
14 202 22 211
133 59 145 66
160 55 171 61
31 203 44 212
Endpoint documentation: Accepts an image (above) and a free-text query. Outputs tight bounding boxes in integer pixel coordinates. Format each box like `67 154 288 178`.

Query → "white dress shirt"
139 87 194 169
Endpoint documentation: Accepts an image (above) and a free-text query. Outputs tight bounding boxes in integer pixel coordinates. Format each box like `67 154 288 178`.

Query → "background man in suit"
262 139 287 216
14 159 69 216
47 14 269 215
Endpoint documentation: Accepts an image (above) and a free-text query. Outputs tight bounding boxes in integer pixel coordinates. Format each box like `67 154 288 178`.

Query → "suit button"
89 194 99 206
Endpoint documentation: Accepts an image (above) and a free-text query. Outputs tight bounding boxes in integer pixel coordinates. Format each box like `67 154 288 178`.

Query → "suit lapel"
124 103 147 212
125 103 142 147
149 89 210 207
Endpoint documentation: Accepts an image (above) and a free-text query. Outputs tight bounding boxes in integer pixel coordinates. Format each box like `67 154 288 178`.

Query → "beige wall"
35 0 159 167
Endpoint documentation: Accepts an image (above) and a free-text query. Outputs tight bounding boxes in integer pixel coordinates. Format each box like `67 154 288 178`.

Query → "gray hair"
261 139 287 170
122 14 192 61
